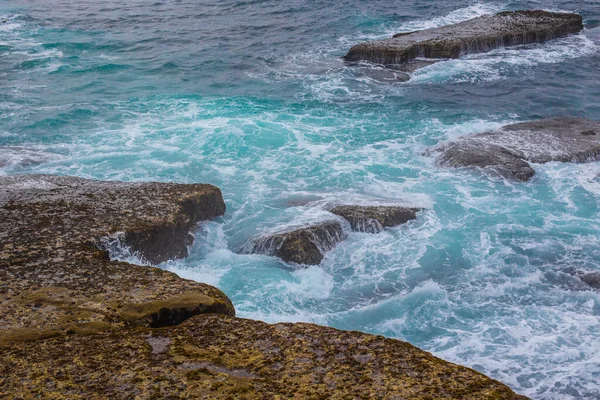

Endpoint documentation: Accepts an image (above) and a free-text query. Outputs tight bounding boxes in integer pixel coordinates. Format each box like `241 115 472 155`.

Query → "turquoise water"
2 1 600 398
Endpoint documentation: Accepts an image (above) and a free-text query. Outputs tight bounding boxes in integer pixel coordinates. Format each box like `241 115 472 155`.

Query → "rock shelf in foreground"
0 174 528 399
434 117 600 181
2 314 528 399
344 10 583 72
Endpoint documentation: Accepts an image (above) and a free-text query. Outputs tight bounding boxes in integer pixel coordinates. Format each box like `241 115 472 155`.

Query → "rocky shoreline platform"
432 117 600 181
0 174 527 399
344 10 583 79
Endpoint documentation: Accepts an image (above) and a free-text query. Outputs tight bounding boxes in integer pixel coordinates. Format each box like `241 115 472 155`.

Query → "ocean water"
2 0 600 398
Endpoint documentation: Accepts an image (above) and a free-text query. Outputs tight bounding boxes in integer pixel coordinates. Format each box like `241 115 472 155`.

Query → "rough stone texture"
0 314 529 399
580 272 600 289
0 174 234 343
435 117 600 181
241 221 347 265
566 270 600 290
344 10 583 67
0 174 529 399
329 205 422 233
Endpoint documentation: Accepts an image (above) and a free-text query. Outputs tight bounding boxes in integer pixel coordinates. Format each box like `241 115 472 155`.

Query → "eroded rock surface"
329 205 422 233
435 117 600 181
0 174 234 342
344 10 583 69
0 174 529 399
241 221 346 265
1 314 528 399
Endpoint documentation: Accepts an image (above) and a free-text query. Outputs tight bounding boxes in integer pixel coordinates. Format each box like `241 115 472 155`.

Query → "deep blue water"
2 1 600 398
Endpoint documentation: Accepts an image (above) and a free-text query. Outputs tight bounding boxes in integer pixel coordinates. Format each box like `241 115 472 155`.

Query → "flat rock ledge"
2 314 528 399
0 174 528 399
0 174 234 341
241 221 347 265
329 205 422 233
434 117 600 181
344 10 583 74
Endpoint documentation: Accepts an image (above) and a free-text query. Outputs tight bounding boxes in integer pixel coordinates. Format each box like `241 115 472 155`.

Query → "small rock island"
344 11 583 77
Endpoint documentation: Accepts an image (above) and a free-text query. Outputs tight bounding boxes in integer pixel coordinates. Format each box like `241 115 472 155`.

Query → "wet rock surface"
566 269 600 290
344 10 583 69
1 314 528 399
241 221 346 265
0 174 234 341
0 174 528 399
580 272 600 289
435 117 600 181
329 205 422 233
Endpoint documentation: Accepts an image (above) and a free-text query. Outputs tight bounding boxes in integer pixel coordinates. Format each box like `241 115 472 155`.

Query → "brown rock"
240 221 346 265
0 174 234 341
0 314 529 399
329 205 422 233
344 11 583 68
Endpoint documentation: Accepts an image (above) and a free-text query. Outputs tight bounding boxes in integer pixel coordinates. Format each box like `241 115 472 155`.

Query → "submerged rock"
344 10 583 70
0 174 234 338
329 205 422 233
435 117 600 181
241 221 346 265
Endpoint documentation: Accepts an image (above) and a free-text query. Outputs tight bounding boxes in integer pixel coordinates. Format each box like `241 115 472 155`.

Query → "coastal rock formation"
434 117 600 181
0 174 234 342
1 314 528 399
0 174 529 399
241 221 346 265
344 10 583 71
580 272 600 289
566 269 600 290
329 205 422 233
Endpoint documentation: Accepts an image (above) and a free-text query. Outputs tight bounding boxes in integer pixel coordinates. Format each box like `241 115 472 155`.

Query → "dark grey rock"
241 221 347 265
328 205 422 233
344 10 583 69
563 269 600 290
437 141 536 182
580 272 600 289
435 117 600 181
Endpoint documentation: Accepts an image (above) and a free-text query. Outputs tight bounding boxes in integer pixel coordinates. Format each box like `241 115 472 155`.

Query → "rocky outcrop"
344 10 583 70
580 272 600 289
566 270 600 290
0 174 234 341
434 117 600 181
241 221 346 265
329 205 422 233
0 174 529 399
1 314 528 399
